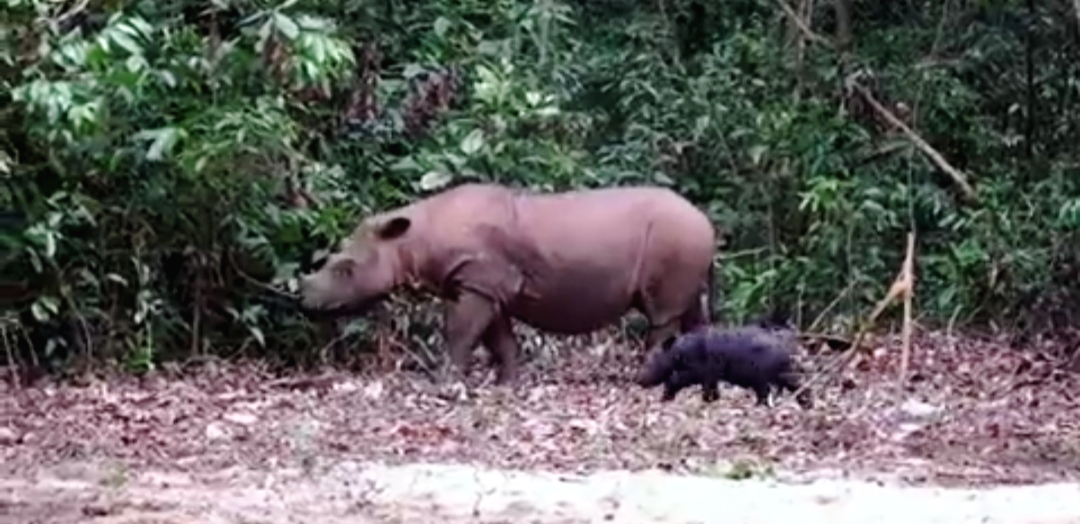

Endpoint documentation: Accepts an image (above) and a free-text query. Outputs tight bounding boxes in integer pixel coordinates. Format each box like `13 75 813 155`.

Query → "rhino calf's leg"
701 382 720 403
753 384 773 407
481 314 521 385
776 370 813 410
444 291 499 382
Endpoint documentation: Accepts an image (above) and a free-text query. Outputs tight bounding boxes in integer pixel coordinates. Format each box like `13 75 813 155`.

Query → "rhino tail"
704 256 717 324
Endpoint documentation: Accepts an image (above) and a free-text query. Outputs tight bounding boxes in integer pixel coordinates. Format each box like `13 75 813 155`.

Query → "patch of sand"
4 461 1080 524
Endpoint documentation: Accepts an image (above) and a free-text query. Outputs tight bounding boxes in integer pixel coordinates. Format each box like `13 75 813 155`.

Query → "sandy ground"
4 460 1080 524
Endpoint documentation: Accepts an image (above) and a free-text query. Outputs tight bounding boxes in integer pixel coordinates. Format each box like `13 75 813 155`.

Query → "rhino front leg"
444 291 499 382
482 314 521 385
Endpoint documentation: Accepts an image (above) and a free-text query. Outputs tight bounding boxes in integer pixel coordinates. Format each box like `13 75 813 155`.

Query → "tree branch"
772 0 835 49
1074 0 1080 33
849 80 978 202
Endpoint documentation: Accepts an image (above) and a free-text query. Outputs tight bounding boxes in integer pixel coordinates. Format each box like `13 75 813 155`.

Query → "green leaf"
274 13 300 40
105 273 129 286
434 17 451 38
249 326 266 347
419 171 452 191
460 129 485 155
110 30 143 56
748 145 768 166
390 156 422 173
403 63 425 79
43 231 56 258
134 127 184 162
127 16 154 36
31 296 60 322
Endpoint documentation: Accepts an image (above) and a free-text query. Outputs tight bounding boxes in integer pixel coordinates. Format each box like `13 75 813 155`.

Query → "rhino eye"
331 261 354 279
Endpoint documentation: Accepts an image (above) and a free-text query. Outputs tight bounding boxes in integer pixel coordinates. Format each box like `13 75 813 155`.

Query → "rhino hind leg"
642 295 705 357
481 314 522 385
776 369 813 410
444 291 500 382
678 298 709 333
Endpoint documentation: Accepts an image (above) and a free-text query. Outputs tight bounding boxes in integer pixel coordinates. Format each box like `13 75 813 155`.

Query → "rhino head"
634 334 683 388
298 215 412 316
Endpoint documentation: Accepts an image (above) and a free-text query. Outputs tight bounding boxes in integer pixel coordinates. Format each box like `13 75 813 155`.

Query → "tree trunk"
834 0 852 52
1023 0 1036 162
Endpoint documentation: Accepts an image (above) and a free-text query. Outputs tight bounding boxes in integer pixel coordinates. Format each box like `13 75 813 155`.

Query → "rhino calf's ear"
378 217 411 240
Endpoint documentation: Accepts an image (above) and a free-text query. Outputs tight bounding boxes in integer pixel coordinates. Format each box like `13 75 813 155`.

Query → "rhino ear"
377 217 411 240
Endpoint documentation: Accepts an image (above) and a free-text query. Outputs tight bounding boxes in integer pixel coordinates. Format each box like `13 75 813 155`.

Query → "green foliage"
2 0 1079 372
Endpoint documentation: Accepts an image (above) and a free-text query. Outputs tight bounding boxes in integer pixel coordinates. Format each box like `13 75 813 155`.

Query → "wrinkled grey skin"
636 324 813 409
298 182 718 385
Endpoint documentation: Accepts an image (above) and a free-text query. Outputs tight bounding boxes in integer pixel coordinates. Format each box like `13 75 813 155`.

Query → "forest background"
2 0 1079 375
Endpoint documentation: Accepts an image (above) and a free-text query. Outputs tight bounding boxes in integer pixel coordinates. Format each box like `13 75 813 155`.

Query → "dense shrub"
2 0 1078 373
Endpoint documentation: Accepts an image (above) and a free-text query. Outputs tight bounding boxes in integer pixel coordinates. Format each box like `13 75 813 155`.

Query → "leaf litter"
1 329 1080 523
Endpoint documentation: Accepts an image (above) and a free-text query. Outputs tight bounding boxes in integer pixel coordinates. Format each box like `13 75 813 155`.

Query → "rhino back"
363 184 519 285
379 183 714 335
502 186 715 333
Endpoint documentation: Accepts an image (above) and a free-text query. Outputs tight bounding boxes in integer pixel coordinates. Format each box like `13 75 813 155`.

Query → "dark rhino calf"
636 325 813 409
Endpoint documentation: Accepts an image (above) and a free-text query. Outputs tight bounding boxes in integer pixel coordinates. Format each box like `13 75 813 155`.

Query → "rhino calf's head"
298 215 412 316
635 335 683 387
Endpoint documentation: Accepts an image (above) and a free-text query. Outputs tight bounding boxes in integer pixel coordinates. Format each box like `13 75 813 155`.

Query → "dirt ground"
2 330 1080 523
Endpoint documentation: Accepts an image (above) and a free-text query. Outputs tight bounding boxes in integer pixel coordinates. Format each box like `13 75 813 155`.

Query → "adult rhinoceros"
298 182 719 385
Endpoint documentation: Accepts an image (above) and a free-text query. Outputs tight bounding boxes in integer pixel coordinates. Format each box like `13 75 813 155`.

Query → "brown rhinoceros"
298 182 718 385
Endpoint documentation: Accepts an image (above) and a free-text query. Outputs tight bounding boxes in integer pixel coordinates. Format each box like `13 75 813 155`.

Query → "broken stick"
791 231 918 398
899 232 915 382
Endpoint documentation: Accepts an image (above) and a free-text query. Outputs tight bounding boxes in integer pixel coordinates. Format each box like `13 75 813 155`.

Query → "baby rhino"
635 324 813 409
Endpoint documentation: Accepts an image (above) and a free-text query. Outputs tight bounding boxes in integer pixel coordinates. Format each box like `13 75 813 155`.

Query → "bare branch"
1075 0 1080 37
772 0 835 49
50 0 90 27
899 232 916 382
790 231 917 398
849 80 978 202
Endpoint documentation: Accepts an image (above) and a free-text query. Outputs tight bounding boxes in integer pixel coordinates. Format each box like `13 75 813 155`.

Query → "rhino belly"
507 276 634 335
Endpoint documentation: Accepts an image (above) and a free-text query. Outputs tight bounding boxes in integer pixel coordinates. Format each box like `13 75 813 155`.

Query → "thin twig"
807 278 857 332
797 331 852 351
1 319 19 388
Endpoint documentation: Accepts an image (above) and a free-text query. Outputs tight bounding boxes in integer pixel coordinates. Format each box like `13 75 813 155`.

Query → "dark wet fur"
636 325 813 409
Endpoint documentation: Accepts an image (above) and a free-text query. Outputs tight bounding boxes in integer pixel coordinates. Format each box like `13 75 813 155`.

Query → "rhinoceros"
635 324 813 409
298 182 719 385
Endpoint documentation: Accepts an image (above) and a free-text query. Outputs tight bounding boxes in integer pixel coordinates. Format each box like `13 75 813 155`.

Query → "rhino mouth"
634 368 668 388
296 294 387 320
